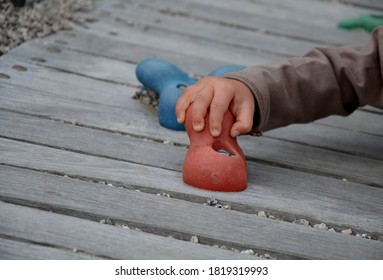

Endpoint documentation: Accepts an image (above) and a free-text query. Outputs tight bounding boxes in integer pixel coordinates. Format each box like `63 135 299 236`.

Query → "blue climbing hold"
207 64 245 76
135 58 245 130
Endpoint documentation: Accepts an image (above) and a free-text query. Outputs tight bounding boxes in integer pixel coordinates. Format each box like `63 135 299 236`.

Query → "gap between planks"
0 202 260 260
0 107 382 188
1 44 381 152
1 64 382 187
0 237 106 260
1 167 383 259
0 136 382 237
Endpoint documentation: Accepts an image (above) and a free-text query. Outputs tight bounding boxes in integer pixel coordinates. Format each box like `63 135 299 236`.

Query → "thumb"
230 107 254 137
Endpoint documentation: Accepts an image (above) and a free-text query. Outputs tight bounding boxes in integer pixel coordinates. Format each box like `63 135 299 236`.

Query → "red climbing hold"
182 107 248 192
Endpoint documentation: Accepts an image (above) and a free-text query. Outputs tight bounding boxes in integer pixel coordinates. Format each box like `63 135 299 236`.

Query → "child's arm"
177 26 383 136
225 27 383 132
176 76 256 138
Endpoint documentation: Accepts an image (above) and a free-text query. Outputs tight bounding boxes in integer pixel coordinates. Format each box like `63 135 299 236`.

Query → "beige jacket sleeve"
224 27 383 133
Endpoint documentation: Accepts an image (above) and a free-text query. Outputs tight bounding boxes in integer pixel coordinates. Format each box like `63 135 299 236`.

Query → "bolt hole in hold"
12 65 27 72
0 73 11 79
212 142 234 157
31 57 46 63
109 31 118 36
177 84 187 90
217 149 234 157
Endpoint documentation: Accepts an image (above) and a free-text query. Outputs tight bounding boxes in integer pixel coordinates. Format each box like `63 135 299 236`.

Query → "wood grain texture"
0 202 259 260
265 122 383 161
339 0 383 10
0 0 381 261
73 17 280 66
1 167 382 259
0 238 104 260
1 75 382 186
244 0 375 19
93 0 319 57
120 0 369 45
1 107 382 187
0 138 382 236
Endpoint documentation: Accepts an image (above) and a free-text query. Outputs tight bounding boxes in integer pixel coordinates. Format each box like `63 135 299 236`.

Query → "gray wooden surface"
0 0 382 259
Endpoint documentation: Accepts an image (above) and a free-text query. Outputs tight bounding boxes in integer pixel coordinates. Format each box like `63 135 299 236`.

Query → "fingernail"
193 121 203 131
231 130 239 137
211 129 220 137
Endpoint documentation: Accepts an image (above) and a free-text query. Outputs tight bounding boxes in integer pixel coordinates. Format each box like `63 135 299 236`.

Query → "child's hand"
176 76 255 138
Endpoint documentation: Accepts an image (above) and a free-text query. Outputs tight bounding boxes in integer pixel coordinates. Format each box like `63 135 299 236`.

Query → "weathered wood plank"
72 18 281 66
317 110 383 137
363 106 383 114
5 30 381 143
121 0 369 45
92 0 319 57
0 108 382 187
265 121 383 161
1 166 382 259
2 77 382 182
0 238 103 260
36 31 383 141
97 0 375 30
3 34 381 140
0 139 382 235
0 81 167 138
47 31 227 75
4 27 277 75
3 43 381 137
1 72 382 186
0 110 184 171
339 0 383 10
0 56 142 112
3 41 138 86
0 38 227 96
0 0 380 262
188 0 372 30
245 0 376 20
4 48 383 159
0 202 259 260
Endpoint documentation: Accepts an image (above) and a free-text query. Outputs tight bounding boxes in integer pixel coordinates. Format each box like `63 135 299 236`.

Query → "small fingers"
230 104 254 137
189 84 214 131
208 84 234 137
176 83 203 124
176 77 241 137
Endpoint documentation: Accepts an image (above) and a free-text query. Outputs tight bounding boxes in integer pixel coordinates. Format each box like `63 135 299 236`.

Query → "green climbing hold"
338 15 383 33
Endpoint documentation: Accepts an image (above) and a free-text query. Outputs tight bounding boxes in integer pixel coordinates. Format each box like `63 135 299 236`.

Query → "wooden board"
2 41 381 159
1 68 382 186
246 0 375 19
1 108 381 188
265 123 383 161
0 238 104 260
1 166 382 260
1 0 382 261
0 202 259 260
167 0 373 29
339 0 383 10
119 0 369 45
316 110 383 137
70 18 281 66
92 0 321 57
1 137 382 236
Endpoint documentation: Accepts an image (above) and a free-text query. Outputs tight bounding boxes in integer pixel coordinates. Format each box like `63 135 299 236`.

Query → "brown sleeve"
224 27 383 132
